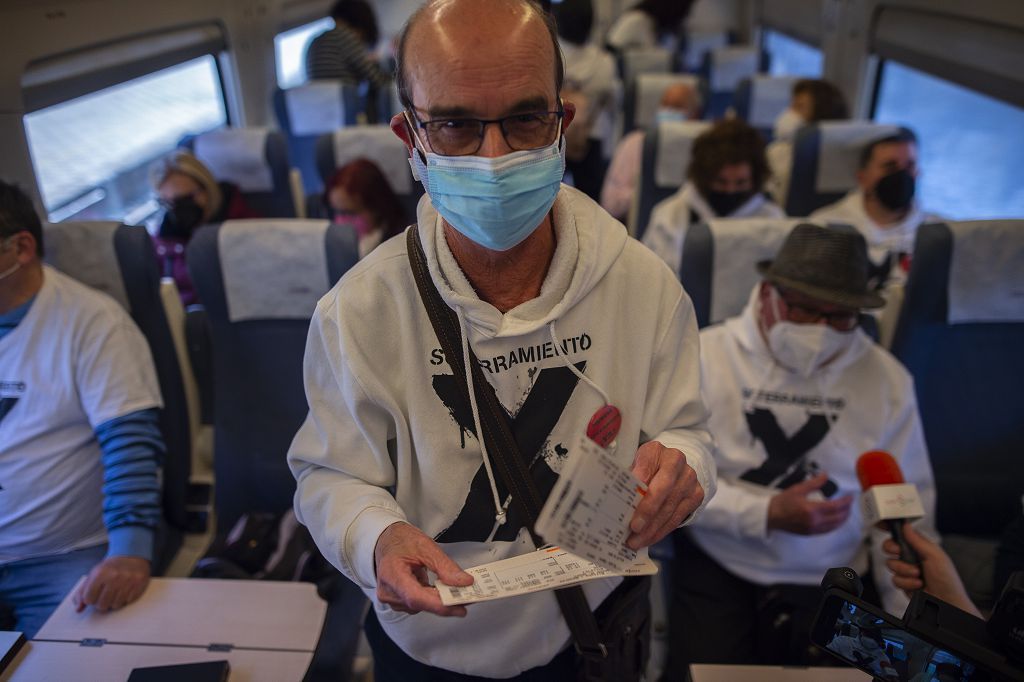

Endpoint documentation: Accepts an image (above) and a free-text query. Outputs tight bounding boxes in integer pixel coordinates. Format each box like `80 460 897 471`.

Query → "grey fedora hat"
756 223 886 309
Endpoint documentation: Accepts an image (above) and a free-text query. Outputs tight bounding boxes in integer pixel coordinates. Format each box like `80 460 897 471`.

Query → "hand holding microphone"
856 450 924 569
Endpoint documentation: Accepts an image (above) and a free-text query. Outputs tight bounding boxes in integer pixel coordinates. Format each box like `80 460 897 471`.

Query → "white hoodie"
689 287 937 616
642 182 786 277
810 189 941 285
288 185 716 677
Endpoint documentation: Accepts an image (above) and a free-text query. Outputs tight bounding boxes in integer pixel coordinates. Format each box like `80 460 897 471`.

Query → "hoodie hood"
725 284 873 377
417 183 628 339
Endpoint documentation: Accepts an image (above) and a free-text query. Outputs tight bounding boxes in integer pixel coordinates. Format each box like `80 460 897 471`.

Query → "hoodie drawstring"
457 308 510 536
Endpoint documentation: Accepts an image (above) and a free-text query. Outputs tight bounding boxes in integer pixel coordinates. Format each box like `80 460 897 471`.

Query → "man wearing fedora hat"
662 223 937 676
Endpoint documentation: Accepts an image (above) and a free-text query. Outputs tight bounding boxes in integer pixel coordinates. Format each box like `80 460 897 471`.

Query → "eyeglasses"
776 288 860 332
408 108 564 156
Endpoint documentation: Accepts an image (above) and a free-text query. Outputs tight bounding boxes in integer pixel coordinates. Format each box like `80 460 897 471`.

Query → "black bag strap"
405 227 609 670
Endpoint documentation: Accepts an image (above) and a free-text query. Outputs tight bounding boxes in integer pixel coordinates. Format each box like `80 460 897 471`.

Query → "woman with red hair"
325 158 407 258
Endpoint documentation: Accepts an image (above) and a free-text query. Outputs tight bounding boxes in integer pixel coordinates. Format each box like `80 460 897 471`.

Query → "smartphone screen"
812 594 993 681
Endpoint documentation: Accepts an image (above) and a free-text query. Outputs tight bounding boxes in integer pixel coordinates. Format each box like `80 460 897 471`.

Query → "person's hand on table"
73 556 151 613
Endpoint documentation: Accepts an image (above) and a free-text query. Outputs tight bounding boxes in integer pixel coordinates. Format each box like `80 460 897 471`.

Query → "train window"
763 29 823 77
23 55 227 224
874 61 1024 220
275 18 334 89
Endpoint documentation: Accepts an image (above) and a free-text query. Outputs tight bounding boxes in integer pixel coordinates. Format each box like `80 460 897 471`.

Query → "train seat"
700 45 762 119
623 72 703 136
273 81 363 195
617 46 673 89
183 127 296 218
784 121 901 216
313 124 422 223
43 220 192 574
679 217 800 328
631 119 712 238
733 74 800 138
680 27 731 72
890 220 1024 539
185 218 359 532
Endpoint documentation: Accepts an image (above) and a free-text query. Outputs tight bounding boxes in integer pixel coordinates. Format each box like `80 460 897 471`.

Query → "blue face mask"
655 108 687 125
409 134 566 252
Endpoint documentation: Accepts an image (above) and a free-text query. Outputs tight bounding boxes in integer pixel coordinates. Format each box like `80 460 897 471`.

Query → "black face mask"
873 168 915 212
158 197 204 240
705 190 752 217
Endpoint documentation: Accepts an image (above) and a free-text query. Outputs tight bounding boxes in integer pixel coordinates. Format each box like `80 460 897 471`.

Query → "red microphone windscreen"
856 450 904 490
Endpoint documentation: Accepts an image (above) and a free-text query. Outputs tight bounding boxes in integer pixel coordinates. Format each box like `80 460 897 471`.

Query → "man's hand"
627 441 704 550
72 556 150 613
374 522 474 617
883 522 981 617
767 473 853 535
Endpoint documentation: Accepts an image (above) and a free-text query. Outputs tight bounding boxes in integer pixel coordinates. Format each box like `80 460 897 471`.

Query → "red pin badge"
586 404 621 449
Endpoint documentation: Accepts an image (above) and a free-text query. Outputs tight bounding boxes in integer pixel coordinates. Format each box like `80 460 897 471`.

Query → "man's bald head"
395 0 564 111
661 82 702 119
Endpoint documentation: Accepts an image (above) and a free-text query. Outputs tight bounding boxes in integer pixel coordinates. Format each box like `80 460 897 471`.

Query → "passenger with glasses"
664 223 938 678
288 1 716 680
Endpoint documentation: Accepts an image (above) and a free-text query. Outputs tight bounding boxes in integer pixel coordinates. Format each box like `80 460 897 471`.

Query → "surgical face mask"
873 168 916 212
773 107 805 141
767 321 854 378
159 196 204 240
655 108 687 125
410 133 566 252
705 189 752 217
332 211 374 239
765 289 855 377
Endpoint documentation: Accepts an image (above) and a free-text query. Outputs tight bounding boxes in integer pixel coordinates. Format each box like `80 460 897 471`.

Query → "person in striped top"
305 0 391 89
0 181 165 637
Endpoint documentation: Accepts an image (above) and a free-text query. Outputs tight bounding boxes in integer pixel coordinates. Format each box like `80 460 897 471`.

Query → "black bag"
406 227 651 681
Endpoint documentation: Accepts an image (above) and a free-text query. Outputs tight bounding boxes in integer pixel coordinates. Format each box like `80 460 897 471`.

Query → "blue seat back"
633 119 712 238
184 128 295 218
699 45 762 119
784 121 901 216
273 81 363 195
679 217 799 327
44 221 191 572
186 219 359 531
313 125 423 223
891 221 1024 537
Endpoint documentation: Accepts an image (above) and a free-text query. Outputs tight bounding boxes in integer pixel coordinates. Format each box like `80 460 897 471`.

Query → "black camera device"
810 567 1024 681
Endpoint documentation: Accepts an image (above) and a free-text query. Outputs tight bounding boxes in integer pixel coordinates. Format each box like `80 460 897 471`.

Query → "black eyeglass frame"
406 106 565 156
775 286 861 332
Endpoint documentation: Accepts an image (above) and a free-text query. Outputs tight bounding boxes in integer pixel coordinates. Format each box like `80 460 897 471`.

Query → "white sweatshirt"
288 185 716 677
689 287 937 616
643 182 786 277
810 190 941 285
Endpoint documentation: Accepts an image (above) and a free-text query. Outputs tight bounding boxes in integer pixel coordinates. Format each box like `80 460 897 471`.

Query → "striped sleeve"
94 408 165 561
305 26 391 88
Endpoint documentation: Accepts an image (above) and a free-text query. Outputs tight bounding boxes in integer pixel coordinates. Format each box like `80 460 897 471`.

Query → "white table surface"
0 640 313 682
35 577 326 651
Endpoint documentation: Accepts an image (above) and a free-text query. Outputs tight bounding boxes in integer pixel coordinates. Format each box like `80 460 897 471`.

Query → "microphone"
856 450 924 567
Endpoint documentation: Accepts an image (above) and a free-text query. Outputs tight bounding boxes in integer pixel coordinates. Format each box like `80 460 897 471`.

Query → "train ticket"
534 433 648 571
436 547 657 606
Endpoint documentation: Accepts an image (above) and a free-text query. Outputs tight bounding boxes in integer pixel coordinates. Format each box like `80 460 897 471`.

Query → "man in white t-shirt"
0 181 164 636
664 223 937 678
810 129 941 288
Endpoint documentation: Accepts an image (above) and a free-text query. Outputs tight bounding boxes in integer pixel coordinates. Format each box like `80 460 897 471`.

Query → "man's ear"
390 112 415 152
560 100 577 130
11 232 39 264
856 168 868 191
